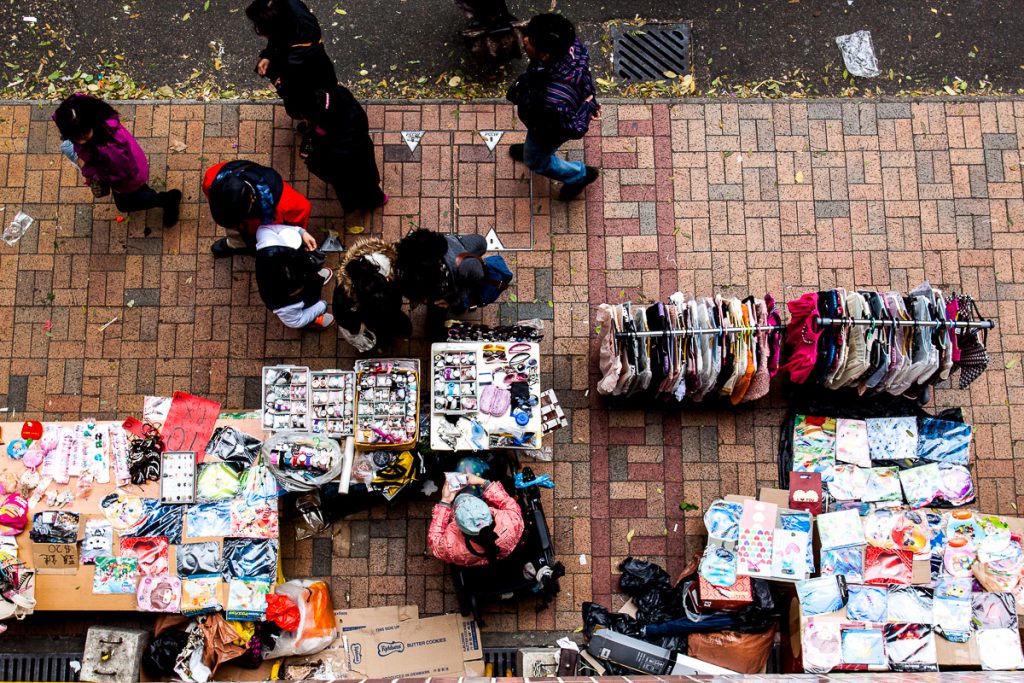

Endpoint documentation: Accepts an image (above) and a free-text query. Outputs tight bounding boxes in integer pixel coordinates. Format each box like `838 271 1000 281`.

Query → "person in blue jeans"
506 13 600 201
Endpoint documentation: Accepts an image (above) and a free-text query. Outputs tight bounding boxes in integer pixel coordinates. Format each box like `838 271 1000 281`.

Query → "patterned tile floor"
0 99 1022 644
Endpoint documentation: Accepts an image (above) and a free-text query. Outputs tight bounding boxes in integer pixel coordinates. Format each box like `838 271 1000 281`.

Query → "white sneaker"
319 268 334 285
307 313 335 330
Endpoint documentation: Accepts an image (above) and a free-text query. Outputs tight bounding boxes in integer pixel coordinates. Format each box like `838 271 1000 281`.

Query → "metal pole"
614 324 787 339
815 316 995 330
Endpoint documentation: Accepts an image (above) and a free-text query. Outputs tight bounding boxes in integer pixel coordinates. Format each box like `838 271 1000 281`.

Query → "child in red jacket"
202 160 311 258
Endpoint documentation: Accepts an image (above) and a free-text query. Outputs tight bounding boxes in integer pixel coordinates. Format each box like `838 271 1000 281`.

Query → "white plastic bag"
266 580 337 658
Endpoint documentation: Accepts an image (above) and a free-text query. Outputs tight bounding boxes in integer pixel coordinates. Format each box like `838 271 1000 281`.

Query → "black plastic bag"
581 602 643 639
618 557 671 596
636 587 670 624
205 426 262 469
142 630 189 679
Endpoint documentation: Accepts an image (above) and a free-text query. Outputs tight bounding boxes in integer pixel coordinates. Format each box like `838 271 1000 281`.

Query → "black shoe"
558 166 599 201
299 132 315 159
210 238 254 258
508 143 524 162
161 190 182 227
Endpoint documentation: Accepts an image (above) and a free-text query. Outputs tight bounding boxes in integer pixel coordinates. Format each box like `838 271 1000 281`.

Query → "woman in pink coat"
428 474 524 567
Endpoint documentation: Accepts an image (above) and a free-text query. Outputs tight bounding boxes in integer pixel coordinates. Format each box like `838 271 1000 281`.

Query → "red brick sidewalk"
0 99 1021 641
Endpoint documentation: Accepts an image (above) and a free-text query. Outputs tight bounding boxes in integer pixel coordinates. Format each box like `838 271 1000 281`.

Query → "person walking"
506 13 600 201
246 0 338 119
202 160 311 258
52 94 181 227
293 86 388 214
428 474 525 568
255 223 335 331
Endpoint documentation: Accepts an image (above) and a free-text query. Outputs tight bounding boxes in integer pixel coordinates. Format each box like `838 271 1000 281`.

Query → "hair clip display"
354 363 419 448
310 370 355 438
262 365 311 432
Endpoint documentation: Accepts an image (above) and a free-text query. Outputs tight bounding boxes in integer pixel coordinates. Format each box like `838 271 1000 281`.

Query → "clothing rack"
613 316 996 340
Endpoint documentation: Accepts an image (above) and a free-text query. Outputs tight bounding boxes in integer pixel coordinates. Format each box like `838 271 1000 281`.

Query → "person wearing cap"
202 160 312 258
255 223 335 331
428 473 525 567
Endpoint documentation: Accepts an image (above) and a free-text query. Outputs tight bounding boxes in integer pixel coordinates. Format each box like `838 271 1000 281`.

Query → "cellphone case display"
354 360 419 449
309 370 355 438
429 341 543 451
262 365 310 432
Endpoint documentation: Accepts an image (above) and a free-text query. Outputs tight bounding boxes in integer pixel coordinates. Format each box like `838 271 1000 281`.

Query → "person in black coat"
246 0 338 119
293 86 387 214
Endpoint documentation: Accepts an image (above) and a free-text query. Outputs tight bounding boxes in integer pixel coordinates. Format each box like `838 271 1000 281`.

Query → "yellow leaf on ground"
663 70 678 79
626 529 635 544
448 76 462 87
796 171 804 183
347 226 365 234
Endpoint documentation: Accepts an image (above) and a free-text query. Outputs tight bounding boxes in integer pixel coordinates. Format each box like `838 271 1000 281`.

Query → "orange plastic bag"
265 579 337 658
299 581 335 641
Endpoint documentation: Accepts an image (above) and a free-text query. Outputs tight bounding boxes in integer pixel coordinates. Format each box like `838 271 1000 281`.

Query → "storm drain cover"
611 23 692 81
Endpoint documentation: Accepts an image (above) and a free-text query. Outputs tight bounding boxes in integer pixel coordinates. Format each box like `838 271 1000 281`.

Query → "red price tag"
161 392 221 462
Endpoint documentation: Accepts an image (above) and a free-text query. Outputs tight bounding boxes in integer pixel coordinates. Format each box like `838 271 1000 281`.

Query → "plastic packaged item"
222 538 278 580
977 628 1024 671
264 580 337 658
943 536 975 576
863 467 902 502
975 539 1024 593
841 626 885 666
93 556 139 594
137 574 182 613
780 511 815 573
120 536 169 576
847 584 887 622
835 418 871 467
817 509 865 550
29 510 79 543
802 618 842 674
916 417 971 465
935 463 974 506
699 545 738 588
932 578 972 642
205 426 263 468
196 462 243 501
866 416 918 461
829 464 867 501
176 541 221 577
864 546 913 585
796 575 846 616
100 491 147 532
293 490 329 541
898 463 941 508
971 592 1018 630
883 623 937 673
80 519 113 565
792 415 837 482
890 511 930 555
263 432 343 492
820 545 864 582
229 499 279 538
121 499 184 544
2 212 34 245
186 501 232 538
180 576 222 615
886 585 933 624
226 578 272 621
703 500 742 542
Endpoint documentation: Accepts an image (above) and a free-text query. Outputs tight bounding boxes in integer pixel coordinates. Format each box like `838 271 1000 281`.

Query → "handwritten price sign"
161 392 221 462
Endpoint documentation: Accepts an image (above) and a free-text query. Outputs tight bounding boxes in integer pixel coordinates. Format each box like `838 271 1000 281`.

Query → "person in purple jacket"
506 13 600 201
53 94 181 227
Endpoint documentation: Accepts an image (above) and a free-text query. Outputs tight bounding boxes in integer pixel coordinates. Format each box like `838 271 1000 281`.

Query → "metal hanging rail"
613 316 996 340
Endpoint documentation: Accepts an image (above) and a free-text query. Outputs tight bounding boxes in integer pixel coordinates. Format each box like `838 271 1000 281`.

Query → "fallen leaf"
1006 359 1019 370
169 139 187 152
156 85 174 98
203 0 210 10
448 76 462 87
335 7 347 14
126 299 135 308
679 502 699 512
182 12 191 21
346 225 365 234
934 32 941 38
795 171 804 183
626 529 635 544
663 70 678 79
358 69 368 76
944 85 957 96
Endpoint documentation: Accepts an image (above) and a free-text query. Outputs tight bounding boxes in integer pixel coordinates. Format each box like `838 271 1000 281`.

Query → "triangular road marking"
479 130 503 152
485 227 506 251
401 130 424 152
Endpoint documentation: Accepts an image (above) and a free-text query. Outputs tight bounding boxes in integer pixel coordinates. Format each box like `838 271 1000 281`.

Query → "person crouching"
428 474 524 567
255 224 335 331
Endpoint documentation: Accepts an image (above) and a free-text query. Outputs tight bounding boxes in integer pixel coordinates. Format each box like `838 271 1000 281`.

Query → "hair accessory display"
264 432 343 491
354 363 419 448
160 451 196 504
262 365 311 432
309 370 355 438
127 428 164 486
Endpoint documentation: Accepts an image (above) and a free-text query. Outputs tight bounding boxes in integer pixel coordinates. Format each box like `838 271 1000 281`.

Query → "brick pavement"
0 99 1023 642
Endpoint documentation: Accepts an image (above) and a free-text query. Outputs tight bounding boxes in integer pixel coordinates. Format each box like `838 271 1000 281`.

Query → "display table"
6 418 272 612
428 342 543 451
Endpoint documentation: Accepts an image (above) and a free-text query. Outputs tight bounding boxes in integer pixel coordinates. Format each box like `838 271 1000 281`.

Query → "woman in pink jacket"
53 94 181 227
428 474 524 567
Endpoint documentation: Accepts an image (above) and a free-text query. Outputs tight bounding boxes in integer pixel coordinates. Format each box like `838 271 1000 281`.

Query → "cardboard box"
696 574 754 610
335 604 418 632
587 629 675 675
670 653 739 675
345 613 482 679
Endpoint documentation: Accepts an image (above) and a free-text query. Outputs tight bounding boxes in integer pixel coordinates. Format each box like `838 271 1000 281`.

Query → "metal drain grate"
483 647 519 676
0 653 80 682
611 23 692 81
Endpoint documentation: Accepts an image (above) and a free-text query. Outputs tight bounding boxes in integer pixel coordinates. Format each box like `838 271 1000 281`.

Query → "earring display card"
159 451 196 504
429 342 543 451
310 370 355 438
262 365 310 432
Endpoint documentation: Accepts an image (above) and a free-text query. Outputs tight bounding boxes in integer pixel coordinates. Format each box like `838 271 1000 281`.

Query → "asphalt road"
1 0 1022 98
